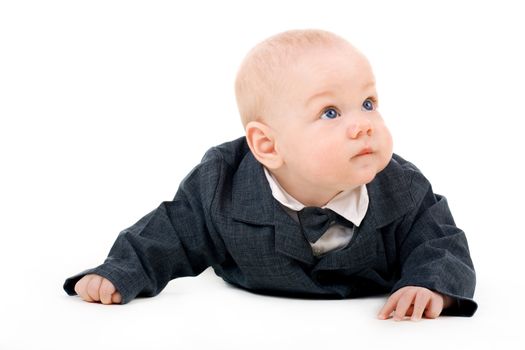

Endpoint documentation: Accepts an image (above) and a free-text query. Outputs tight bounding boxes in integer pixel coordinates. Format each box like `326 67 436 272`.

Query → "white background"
1 0 524 349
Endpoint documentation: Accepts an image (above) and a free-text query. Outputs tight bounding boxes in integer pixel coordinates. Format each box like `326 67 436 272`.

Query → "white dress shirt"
263 167 369 257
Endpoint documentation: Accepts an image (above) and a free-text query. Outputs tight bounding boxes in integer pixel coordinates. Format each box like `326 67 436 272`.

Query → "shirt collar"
263 167 369 227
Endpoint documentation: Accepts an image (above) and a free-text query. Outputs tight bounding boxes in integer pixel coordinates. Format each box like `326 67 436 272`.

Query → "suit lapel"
230 149 274 226
272 200 317 265
314 155 415 271
231 150 317 265
313 196 380 272
231 145 415 270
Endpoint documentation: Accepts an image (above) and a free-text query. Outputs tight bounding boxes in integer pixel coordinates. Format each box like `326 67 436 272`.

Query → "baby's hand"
74 274 122 305
377 286 453 321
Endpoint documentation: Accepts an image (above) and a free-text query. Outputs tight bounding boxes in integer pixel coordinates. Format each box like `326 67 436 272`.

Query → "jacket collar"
231 150 414 267
263 166 369 227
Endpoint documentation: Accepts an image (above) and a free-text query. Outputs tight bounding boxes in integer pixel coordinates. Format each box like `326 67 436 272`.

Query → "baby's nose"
347 118 373 139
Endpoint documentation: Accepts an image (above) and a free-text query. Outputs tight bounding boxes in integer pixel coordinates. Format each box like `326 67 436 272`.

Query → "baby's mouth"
354 147 373 157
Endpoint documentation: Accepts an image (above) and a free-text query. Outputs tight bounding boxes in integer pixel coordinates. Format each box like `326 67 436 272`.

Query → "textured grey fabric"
64 136 477 316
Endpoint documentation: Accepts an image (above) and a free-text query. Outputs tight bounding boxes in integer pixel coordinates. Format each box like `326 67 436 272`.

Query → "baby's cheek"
308 146 342 178
380 127 394 164
378 122 393 149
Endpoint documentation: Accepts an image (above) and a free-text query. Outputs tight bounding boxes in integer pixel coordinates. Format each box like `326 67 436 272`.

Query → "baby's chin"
333 171 376 193
354 170 378 187
346 160 386 187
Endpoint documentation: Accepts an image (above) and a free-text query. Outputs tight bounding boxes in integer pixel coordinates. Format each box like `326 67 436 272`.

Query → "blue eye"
320 108 339 120
362 98 375 111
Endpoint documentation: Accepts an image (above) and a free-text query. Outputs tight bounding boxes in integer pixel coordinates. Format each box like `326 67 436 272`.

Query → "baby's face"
269 44 393 193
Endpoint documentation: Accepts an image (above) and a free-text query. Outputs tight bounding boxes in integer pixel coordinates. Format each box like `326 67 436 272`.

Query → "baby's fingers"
86 275 103 302
74 275 96 302
112 292 122 304
393 291 416 321
99 278 117 305
424 294 444 319
378 291 401 319
411 290 431 321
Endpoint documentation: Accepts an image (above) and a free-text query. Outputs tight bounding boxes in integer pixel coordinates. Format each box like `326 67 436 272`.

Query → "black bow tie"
297 207 354 243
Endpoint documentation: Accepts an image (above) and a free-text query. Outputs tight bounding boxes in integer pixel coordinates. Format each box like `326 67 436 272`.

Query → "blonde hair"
234 29 350 128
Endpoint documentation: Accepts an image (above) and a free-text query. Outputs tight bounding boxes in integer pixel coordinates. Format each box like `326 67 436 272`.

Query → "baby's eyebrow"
305 90 335 107
305 81 376 107
362 80 376 89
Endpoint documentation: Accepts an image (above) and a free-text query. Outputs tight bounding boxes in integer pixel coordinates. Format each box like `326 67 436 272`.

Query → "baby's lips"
354 147 373 157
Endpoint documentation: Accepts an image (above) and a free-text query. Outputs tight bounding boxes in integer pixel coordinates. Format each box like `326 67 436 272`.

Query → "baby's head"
235 29 393 206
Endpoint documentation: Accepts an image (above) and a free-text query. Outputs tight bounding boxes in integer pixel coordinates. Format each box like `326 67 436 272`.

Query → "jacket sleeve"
391 168 478 316
63 149 227 304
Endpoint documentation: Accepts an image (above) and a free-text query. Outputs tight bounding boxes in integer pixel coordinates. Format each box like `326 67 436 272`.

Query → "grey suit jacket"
64 137 477 316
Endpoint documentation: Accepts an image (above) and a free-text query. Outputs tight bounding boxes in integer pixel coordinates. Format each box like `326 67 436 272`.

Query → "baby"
64 29 477 321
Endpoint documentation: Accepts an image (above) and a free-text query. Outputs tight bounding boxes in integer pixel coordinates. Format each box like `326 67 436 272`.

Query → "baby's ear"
245 121 283 170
